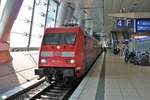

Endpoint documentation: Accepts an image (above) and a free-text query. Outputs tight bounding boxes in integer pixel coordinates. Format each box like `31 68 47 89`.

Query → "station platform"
0 51 38 94
70 51 150 100
70 52 105 100
105 52 150 100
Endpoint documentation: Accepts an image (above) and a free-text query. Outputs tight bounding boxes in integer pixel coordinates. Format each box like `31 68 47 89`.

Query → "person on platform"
128 50 136 63
124 45 130 63
103 47 107 53
135 51 142 64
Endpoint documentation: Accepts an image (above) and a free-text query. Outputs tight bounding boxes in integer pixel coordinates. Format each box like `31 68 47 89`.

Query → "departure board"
136 19 150 32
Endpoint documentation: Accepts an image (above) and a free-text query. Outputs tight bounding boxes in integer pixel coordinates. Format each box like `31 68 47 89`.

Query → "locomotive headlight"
57 45 60 49
41 59 47 64
70 59 75 64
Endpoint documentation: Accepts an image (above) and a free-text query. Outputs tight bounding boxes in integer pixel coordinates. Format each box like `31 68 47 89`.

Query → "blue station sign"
136 19 150 32
116 19 134 28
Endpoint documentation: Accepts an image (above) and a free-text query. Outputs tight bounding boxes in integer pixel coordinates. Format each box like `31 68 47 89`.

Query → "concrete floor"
105 52 150 100
70 51 150 100
0 51 39 94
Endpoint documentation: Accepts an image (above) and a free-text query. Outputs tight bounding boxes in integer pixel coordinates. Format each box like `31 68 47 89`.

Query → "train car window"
43 34 60 44
64 33 76 44
43 33 76 45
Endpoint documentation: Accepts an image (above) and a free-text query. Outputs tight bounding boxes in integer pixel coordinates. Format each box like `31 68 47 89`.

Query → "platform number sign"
126 19 132 27
116 19 133 28
117 19 124 27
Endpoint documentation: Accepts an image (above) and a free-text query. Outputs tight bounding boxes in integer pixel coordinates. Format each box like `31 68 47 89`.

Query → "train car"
35 27 101 81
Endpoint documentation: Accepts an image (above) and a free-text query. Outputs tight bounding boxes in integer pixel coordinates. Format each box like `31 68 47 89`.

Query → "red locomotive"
35 27 101 81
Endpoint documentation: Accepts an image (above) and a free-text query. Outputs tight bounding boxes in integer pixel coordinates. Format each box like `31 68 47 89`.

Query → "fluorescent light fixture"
134 36 147 39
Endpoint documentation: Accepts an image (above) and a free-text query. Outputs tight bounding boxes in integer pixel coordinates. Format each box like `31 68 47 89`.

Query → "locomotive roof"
45 26 81 30
45 26 83 34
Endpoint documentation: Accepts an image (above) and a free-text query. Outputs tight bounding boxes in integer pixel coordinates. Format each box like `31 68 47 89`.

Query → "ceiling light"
134 36 147 39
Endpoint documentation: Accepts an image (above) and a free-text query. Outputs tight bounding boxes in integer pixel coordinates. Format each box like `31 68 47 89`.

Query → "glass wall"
45 0 58 27
10 0 33 47
10 0 58 48
29 0 47 47
0 0 7 20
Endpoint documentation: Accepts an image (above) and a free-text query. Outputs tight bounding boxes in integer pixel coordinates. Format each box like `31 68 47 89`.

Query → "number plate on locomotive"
53 52 61 56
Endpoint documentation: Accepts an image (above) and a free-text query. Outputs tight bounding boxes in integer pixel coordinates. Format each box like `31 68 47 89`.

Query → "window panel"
0 0 7 20
10 0 58 48
10 0 34 48
30 0 47 47
30 0 58 47
46 0 57 27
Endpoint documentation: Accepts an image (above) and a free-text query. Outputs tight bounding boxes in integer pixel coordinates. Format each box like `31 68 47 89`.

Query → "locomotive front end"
35 28 80 81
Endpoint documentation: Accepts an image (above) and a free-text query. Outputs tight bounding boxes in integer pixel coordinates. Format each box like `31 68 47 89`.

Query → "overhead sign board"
116 19 134 28
136 19 150 32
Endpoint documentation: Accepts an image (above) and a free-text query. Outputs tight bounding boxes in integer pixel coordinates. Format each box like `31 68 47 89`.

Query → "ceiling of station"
62 0 150 35
104 0 150 34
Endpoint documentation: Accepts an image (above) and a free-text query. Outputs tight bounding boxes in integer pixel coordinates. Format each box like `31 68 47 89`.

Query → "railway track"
6 79 78 100
27 81 74 100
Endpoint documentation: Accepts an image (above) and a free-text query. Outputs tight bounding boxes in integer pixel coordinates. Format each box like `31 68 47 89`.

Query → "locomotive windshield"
43 33 76 45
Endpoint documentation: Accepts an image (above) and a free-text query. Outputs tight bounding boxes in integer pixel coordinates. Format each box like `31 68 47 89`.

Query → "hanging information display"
136 19 150 32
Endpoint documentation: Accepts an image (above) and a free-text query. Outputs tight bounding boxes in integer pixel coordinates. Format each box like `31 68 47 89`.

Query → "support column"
56 1 74 26
0 0 23 63
56 1 69 26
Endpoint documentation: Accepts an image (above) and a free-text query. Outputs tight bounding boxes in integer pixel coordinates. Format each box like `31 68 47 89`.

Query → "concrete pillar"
64 3 74 24
0 0 23 41
56 1 74 26
0 0 23 63
79 19 85 29
56 1 69 26
73 3 85 28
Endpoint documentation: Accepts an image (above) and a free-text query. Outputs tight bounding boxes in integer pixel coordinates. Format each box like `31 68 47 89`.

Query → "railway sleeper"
40 95 61 100
55 84 69 88
48 89 66 93
53 86 68 90
45 92 63 97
